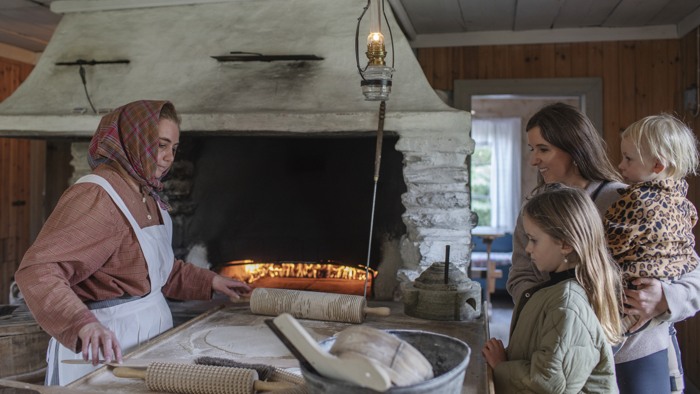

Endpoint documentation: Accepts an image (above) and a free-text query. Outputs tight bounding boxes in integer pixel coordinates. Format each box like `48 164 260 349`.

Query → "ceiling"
390 0 700 47
2 0 700 64
0 0 57 62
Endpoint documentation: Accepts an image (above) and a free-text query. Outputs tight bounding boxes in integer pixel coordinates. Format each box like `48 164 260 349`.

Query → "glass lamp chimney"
361 0 392 101
366 0 386 66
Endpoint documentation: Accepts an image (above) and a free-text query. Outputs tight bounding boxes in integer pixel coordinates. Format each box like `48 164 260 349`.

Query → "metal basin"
301 329 471 394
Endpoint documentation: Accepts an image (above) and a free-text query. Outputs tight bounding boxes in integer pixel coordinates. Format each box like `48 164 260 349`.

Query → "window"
470 118 521 231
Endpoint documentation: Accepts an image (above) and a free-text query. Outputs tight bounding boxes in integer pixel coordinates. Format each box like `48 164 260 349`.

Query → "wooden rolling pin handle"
254 380 297 391
112 366 147 379
114 366 296 392
363 306 391 317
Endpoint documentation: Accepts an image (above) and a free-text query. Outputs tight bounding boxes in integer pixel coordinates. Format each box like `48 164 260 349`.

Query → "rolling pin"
112 362 294 394
249 288 390 323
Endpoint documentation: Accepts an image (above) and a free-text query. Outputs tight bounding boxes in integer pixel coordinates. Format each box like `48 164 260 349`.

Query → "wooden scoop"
266 313 392 392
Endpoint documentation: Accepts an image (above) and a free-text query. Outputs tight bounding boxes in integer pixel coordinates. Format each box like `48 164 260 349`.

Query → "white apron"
45 174 175 386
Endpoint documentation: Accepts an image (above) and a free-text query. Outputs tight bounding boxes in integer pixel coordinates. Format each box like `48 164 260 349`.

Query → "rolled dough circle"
204 326 292 357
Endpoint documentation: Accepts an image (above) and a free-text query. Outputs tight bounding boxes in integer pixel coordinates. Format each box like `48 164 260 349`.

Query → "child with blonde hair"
606 114 699 335
483 185 622 393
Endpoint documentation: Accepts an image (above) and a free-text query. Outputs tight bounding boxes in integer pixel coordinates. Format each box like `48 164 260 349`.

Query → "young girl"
605 114 699 335
482 185 623 393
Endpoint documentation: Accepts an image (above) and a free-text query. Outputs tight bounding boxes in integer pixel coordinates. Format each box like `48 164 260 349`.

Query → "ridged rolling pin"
112 362 295 394
249 288 390 323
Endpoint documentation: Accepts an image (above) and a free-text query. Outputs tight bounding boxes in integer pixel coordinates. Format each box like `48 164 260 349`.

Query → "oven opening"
169 135 405 296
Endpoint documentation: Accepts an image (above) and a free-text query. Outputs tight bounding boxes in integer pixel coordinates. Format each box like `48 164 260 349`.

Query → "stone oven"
0 0 473 299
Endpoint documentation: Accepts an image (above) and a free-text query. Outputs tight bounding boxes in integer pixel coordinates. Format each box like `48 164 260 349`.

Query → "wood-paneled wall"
417 35 700 386
677 29 700 388
0 56 35 304
417 39 682 166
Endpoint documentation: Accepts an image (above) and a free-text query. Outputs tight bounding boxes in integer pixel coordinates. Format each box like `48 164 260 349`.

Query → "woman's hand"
482 338 507 368
624 277 668 333
77 322 122 366
212 275 253 301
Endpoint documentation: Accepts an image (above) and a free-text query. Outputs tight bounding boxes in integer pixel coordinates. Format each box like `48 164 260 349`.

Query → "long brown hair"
523 185 623 344
527 103 622 188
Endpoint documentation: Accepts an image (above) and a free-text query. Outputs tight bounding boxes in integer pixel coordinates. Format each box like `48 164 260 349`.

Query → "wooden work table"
1 301 488 393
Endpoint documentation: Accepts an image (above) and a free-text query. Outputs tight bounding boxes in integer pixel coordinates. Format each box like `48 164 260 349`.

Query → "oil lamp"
357 0 394 299
356 0 394 101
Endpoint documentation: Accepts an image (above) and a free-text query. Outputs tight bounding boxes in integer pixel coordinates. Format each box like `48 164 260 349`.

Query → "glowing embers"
218 260 375 296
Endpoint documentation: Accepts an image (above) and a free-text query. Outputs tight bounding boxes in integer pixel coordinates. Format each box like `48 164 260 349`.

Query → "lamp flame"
368 32 384 46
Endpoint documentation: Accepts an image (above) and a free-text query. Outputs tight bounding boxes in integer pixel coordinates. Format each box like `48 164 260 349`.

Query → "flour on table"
204 325 292 357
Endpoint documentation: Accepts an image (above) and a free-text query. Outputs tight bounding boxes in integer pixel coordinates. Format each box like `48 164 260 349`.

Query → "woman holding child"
497 103 700 393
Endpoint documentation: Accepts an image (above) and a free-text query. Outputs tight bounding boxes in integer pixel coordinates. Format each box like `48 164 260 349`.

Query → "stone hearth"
4 0 474 296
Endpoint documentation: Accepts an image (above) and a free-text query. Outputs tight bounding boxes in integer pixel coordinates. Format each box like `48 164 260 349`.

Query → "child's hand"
482 338 507 368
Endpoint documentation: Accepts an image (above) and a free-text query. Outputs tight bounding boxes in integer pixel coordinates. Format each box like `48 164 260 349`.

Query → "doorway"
454 78 602 345
454 77 602 211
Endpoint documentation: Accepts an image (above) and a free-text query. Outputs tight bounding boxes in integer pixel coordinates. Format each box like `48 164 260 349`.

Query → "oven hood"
0 0 475 275
0 0 467 137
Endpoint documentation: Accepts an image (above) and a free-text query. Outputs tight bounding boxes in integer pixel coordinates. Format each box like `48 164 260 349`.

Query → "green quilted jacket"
493 270 618 393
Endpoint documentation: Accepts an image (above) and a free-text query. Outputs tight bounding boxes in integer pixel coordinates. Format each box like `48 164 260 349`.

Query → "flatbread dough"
204 325 292 357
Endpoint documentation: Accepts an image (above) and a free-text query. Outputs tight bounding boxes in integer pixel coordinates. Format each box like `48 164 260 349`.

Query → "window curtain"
472 118 521 232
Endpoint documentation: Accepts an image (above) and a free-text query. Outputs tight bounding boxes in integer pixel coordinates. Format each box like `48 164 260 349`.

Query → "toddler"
605 114 699 334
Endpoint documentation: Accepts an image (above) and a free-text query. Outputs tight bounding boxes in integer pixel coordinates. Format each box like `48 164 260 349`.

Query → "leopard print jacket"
604 178 698 283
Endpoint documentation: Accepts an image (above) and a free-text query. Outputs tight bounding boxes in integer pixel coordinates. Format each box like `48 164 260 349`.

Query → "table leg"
484 240 494 318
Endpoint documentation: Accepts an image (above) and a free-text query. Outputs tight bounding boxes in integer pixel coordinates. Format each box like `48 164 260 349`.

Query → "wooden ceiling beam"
0 42 39 65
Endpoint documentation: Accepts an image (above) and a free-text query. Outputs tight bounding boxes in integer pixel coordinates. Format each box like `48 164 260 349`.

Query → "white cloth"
472 118 521 231
45 174 175 386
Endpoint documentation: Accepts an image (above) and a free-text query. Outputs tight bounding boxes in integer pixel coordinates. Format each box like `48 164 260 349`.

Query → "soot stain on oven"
164 134 407 280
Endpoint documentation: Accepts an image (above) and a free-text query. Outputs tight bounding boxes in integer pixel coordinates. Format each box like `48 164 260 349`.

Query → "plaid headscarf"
88 100 174 210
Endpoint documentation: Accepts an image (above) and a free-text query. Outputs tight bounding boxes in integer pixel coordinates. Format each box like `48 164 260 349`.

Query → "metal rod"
373 101 385 181
363 100 386 299
212 54 324 62
55 59 130 66
364 182 379 299
444 245 450 284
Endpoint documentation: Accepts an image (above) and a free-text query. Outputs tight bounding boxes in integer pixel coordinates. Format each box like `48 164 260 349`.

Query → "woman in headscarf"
15 100 252 385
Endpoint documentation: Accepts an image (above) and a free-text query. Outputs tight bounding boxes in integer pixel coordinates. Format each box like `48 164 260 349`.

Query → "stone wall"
396 129 475 282
69 142 90 184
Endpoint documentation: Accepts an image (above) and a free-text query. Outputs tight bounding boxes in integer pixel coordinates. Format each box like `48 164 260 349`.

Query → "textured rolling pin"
249 288 390 323
112 362 294 394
